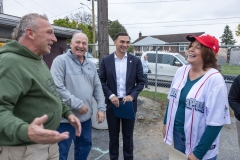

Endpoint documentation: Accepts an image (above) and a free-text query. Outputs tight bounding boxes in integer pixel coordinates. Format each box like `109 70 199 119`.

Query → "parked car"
141 51 188 82
85 52 99 71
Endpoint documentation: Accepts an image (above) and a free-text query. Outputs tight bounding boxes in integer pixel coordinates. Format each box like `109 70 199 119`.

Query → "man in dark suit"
99 32 144 160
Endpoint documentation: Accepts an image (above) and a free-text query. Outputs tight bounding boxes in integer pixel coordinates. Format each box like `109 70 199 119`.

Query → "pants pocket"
9 146 27 160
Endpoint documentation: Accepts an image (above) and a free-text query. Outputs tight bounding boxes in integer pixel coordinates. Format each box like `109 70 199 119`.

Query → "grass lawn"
221 63 240 75
139 90 168 103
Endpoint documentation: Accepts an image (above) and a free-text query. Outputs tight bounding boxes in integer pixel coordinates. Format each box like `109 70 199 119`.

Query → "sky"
2 0 240 44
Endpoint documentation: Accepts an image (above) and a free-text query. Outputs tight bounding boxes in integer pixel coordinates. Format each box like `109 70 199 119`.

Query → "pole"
91 0 96 57
98 0 109 64
0 0 3 13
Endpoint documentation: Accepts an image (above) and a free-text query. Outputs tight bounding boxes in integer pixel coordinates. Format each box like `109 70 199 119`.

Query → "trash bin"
91 98 108 129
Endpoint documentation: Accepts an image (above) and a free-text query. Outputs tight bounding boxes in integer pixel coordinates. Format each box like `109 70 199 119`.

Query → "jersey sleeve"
205 81 231 126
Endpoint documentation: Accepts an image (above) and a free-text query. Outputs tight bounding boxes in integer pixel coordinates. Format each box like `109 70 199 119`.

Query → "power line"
108 21 239 29
4 0 28 7
31 0 56 16
6 0 82 20
49 8 82 19
109 0 190 4
13 0 30 12
121 17 240 25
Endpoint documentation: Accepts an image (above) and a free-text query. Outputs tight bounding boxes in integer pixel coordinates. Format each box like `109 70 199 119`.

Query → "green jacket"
0 40 72 146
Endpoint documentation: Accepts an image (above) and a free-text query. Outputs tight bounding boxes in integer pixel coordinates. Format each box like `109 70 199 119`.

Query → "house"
0 13 81 68
132 32 204 56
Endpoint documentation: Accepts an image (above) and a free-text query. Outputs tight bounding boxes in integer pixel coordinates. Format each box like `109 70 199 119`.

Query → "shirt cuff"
109 94 116 100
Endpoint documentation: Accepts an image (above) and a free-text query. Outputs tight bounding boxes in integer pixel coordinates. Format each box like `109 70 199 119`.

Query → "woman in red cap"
162 34 231 160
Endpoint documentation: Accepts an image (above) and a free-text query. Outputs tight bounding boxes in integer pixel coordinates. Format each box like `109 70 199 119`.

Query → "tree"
53 17 78 28
127 46 134 53
108 20 127 40
68 11 93 26
53 18 93 44
236 24 240 37
77 23 93 43
220 25 236 45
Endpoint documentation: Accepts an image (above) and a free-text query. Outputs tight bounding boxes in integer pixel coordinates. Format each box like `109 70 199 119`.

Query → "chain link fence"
87 44 240 103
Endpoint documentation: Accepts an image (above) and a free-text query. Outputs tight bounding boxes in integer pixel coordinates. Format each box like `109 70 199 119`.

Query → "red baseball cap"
186 34 219 54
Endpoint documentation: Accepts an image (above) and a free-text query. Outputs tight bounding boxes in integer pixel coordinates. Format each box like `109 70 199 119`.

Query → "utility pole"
87 0 96 57
98 0 109 64
91 0 96 57
0 0 3 13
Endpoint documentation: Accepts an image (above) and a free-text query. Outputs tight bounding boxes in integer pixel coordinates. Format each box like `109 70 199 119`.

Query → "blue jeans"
57 119 92 160
173 130 217 160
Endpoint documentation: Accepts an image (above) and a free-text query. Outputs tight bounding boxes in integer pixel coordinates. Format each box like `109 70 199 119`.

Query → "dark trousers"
143 74 148 88
106 108 135 160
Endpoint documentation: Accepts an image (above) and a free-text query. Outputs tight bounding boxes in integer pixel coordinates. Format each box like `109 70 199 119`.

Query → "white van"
141 51 188 82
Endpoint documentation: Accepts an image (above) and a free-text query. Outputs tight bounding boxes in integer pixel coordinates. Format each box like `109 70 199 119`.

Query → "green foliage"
108 20 127 40
77 23 93 44
127 46 134 53
53 17 93 43
236 24 240 37
220 25 237 45
53 17 78 28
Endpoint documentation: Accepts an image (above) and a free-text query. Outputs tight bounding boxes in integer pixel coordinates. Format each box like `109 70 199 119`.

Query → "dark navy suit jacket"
99 53 144 112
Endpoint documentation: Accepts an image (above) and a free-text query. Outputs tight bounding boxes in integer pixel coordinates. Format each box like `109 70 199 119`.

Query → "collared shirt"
109 53 127 99
115 53 127 98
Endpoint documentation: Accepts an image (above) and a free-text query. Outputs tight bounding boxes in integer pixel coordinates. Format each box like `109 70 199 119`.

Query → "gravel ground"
68 97 240 160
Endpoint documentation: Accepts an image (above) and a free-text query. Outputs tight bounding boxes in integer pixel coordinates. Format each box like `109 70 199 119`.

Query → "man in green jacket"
0 13 81 160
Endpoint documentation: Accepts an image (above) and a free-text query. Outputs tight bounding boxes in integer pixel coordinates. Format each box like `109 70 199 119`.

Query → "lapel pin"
130 60 132 63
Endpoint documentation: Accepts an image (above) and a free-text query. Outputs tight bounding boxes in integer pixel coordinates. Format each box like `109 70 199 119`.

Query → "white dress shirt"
109 53 127 99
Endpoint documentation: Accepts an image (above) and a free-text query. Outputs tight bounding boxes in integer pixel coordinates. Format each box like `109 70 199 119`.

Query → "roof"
0 13 81 38
133 36 166 45
132 32 205 44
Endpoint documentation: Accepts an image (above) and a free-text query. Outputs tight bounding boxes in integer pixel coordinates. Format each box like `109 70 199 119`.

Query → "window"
175 54 188 65
147 53 162 63
162 55 175 65
179 45 188 52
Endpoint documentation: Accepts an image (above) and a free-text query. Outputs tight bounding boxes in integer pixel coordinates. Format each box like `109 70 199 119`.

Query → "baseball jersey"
164 65 231 160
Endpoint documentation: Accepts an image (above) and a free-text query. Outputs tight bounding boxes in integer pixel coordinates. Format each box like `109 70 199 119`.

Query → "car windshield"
175 54 188 64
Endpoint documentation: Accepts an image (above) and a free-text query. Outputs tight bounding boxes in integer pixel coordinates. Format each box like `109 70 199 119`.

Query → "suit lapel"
110 53 117 82
126 54 133 82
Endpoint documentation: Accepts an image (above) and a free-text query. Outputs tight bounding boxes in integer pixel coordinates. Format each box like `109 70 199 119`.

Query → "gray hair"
12 13 48 40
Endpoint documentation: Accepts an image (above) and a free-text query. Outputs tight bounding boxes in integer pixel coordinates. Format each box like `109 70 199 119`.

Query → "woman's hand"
162 124 166 138
187 153 199 160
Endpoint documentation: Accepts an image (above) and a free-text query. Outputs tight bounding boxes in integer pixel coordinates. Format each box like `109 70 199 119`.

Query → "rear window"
147 53 162 63
162 54 175 65
175 54 188 64
146 53 188 66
